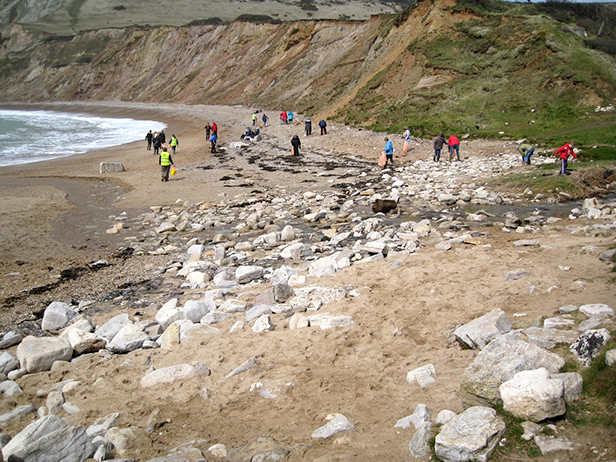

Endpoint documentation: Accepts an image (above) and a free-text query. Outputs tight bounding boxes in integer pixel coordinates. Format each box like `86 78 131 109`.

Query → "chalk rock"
505 269 530 281
159 322 180 350
106 323 148 353
0 404 36 425
182 300 213 322
201 311 232 324
434 406 505 462
435 410 457 426
311 414 355 439
16 336 73 374
155 222 176 234
236 265 264 284
534 435 576 454
246 305 273 323
289 285 346 312
140 361 210 388
95 313 131 341
406 364 437 389
0 351 19 375
271 266 298 285
252 315 275 333
308 251 351 277
0 331 23 349
2 415 92 461
41 301 78 332
86 413 120 438
521 327 578 350
552 372 583 403
0 380 22 397
46 390 64 415
67 328 106 355
454 309 512 350
288 313 309 330
460 333 565 407
99 162 125 174
579 303 613 318
395 404 431 430
543 316 575 329
155 298 184 330
499 368 565 422
104 427 141 457
512 240 540 247
308 313 354 330
409 422 433 458
570 328 611 366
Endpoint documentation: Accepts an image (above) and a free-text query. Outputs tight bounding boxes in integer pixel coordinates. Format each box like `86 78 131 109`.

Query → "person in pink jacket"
554 142 576 175
448 135 460 161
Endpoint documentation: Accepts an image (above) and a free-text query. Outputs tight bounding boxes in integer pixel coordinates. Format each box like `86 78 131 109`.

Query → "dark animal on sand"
372 199 398 214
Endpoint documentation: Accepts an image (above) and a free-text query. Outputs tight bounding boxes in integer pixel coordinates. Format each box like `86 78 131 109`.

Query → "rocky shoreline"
0 110 615 460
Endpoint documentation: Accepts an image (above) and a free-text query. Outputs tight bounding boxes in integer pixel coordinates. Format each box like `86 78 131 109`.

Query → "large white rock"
289 285 347 312
454 309 512 350
311 414 355 439
16 336 73 373
551 372 583 403
140 361 210 388
579 304 613 318
106 324 148 353
434 406 505 462
67 328 106 355
86 413 120 438
252 315 275 333
99 162 125 174
236 266 264 284
181 300 214 322
155 298 184 330
2 415 92 461
95 313 131 341
570 328 611 366
41 301 78 332
406 364 437 389
499 368 565 422
461 333 565 407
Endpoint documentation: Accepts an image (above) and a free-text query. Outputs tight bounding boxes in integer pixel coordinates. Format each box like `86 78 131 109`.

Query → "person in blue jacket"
383 137 394 168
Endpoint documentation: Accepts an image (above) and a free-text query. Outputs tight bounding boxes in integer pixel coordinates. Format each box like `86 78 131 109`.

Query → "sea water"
0 109 166 167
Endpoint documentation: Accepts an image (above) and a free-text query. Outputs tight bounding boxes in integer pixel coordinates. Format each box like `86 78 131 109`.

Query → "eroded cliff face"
0 0 451 118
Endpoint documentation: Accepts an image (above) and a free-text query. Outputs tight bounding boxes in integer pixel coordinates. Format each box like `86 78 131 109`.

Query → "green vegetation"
337 0 616 159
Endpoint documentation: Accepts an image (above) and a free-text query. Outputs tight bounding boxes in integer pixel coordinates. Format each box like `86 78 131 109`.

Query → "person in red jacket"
448 134 460 161
554 142 576 175
212 122 218 136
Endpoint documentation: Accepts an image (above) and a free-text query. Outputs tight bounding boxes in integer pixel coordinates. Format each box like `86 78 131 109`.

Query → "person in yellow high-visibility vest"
159 147 175 182
169 134 179 154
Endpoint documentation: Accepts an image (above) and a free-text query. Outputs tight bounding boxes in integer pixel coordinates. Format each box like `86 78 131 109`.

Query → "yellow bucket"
170 167 177 176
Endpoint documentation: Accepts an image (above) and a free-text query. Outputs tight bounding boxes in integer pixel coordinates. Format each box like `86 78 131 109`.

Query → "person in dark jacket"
291 135 301 156
153 135 162 156
433 133 447 162
319 119 327 135
305 118 312 136
145 130 153 150
158 130 166 145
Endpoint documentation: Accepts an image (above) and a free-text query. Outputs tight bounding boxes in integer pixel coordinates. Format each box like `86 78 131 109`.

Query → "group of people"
383 126 577 175
145 130 180 182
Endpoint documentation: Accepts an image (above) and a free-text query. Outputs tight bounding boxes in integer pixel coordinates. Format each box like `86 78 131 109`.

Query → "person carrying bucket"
159 147 175 182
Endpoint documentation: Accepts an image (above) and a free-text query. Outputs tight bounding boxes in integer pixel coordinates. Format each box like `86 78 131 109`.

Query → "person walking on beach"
252 112 257 126
159 147 175 182
291 134 301 156
402 126 412 154
145 130 153 151
209 132 218 153
153 134 162 156
169 134 179 154
212 122 218 136
262 113 269 127
319 119 327 135
288 111 294 124
554 142 576 175
282 111 288 124
518 142 535 165
158 130 166 146
433 133 446 162
305 118 312 136
383 137 394 168
448 134 460 161
205 123 211 141
280 113 285 125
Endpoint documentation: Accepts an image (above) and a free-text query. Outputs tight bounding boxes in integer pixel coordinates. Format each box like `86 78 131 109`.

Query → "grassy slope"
336 0 616 160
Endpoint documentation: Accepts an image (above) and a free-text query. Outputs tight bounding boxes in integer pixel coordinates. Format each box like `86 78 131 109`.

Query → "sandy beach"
0 102 615 461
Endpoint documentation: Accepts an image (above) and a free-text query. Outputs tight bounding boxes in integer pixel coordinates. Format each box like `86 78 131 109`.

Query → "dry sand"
0 102 615 461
